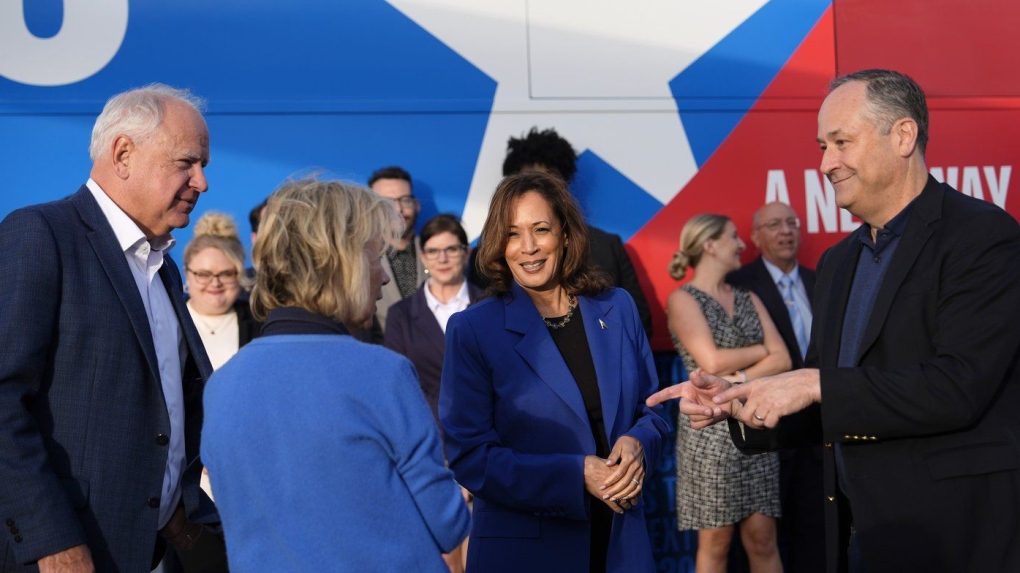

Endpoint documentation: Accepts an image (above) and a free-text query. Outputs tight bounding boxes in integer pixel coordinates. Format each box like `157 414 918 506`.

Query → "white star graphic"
387 0 767 239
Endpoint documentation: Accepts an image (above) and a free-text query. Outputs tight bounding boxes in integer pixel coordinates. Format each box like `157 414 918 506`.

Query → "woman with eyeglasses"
183 212 261 370
385 214 482 427
176 212 261 572
385 213 481 573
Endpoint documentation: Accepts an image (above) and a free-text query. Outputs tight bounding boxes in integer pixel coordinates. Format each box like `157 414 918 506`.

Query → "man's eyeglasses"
187 268 239 285
422 245 466 260
757 217 800 232
386 196 418 210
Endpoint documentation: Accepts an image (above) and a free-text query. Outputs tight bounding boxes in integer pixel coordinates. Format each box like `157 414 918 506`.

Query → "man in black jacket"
650 69 1020 573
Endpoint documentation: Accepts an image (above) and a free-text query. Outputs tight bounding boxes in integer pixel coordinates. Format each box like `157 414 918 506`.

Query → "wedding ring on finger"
753 414 765 422
631 478 641 485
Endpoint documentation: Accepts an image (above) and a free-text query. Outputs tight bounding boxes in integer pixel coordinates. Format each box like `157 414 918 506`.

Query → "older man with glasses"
727 201 823 573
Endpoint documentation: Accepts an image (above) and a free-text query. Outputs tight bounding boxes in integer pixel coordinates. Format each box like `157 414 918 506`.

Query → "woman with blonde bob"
202 177 470 572
667 214 789 573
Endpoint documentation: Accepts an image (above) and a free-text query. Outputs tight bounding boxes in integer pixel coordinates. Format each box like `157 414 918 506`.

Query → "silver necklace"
543 295 577 330
192 311 234 335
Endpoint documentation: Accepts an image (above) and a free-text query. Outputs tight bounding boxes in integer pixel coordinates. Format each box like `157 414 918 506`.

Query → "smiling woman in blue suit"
440 171 668 573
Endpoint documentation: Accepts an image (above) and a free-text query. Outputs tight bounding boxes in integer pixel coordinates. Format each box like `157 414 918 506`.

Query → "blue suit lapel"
504 285 590 431
579 294 620 444
73 187 162 384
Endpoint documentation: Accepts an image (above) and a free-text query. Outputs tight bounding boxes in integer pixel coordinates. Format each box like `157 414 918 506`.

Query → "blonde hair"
251 177 402 324
184 212 252 291
668 214 730 280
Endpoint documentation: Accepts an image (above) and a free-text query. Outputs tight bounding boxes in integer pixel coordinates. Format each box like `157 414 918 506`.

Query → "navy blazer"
0 187 215 571
384 282 482 425
440 283 667 573
733 178 1020 573
727 256 816 370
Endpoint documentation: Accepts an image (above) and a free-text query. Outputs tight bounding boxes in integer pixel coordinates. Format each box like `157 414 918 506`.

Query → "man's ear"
893 118 919 158
111 135 134 180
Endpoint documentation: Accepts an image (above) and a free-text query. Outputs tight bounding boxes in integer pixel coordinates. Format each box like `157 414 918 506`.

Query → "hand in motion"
714 368 821 428
38 544 94 573
645 371 736 429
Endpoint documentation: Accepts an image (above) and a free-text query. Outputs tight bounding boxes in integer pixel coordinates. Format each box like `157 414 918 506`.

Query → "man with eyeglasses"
727 201 823 573
368 166 426 338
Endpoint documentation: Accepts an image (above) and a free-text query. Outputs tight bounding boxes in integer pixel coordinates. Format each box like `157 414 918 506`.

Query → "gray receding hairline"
89 83 206 162
828 69 929 154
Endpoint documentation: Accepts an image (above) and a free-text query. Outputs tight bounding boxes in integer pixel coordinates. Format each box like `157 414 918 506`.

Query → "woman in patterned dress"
667 214 791 573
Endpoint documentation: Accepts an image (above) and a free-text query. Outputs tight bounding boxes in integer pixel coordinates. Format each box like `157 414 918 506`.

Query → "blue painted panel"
573 150 662 241
2 0 496 112
0 0 495 254
671 0 832 166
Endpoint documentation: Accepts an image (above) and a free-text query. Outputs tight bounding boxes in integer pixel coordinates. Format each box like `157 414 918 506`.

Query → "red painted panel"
629 6 1020 351
630 8 837 350
833 0 1020 96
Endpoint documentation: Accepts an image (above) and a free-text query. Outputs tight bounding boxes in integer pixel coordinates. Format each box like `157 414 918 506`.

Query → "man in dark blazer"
727 201 824 573
470 127 653 337
653 69 1020 573
728 202 815 370
0 85 217 572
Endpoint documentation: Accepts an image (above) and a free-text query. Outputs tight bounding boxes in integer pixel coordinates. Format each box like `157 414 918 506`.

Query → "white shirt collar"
761 257 800 285
423 278 470 312
86 178 176 254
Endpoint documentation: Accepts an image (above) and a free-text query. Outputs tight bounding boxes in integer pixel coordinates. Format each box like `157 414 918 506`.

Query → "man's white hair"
89 83 205 162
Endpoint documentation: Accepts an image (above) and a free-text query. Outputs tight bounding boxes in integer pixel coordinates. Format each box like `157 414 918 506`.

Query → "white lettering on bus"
766 166 1011 233
0 0 128 86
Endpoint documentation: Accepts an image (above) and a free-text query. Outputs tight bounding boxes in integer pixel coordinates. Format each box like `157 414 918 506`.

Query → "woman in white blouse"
385 214 481 573
385 214 482 425
176 212 261 572
183 212 261 370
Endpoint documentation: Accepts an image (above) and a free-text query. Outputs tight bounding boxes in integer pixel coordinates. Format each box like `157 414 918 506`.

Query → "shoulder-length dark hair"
476 171 610 298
